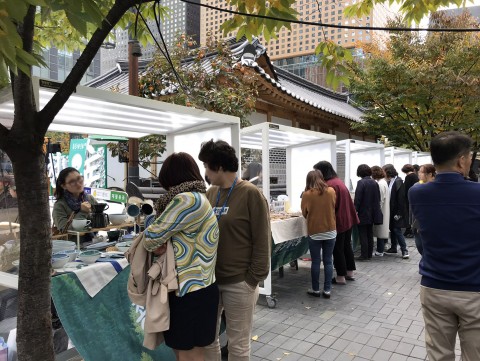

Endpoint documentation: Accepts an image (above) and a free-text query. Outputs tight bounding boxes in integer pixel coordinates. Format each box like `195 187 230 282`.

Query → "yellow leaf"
251 335 259 341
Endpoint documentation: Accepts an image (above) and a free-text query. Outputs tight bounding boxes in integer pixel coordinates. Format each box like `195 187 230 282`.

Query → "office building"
32 47 101 84
101 0 201 74
200 0 395 87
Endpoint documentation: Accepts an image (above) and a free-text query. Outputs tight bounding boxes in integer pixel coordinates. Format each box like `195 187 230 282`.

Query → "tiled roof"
86 37 363 122
85 59 151 94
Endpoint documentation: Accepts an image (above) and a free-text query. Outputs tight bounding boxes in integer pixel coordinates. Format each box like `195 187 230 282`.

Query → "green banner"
68 139 88 175
51 267 175 361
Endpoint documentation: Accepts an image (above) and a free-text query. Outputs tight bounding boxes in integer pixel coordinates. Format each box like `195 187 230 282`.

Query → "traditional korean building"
87 37 371 142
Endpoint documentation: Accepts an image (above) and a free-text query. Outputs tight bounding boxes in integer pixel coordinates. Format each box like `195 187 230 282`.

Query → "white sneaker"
374 251 384 257
307 289 321 297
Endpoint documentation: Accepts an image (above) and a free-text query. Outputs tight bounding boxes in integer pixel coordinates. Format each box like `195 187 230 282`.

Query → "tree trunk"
0 1 156 360
10 145 53 361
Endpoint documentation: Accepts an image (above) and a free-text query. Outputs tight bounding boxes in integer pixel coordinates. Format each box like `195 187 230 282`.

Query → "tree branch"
38 0 154 134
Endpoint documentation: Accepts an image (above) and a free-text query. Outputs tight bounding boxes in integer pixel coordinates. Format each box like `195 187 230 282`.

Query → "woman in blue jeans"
301 170 337 298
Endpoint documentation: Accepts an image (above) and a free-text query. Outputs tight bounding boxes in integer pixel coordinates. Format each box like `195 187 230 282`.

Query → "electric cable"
152 0 189 93
134 2 190 94
179 0 480 32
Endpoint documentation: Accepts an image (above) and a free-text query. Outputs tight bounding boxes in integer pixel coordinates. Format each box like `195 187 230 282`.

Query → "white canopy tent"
0 77 241 289
0 77 240 145
384 147 413 173
240 123 337 212
412 151 432 165
336 139 385 192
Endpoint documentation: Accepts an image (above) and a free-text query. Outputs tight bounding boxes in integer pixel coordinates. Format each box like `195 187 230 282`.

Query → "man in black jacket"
402 164 419 238
383 164 409 259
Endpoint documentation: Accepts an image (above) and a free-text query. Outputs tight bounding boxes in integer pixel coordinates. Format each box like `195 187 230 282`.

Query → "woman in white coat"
371 166 390 256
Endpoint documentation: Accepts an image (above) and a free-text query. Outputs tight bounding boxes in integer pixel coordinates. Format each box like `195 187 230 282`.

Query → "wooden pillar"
128 40 140 185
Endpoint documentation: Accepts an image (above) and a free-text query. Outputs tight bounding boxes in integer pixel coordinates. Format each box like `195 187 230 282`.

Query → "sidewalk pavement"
250 238 462 361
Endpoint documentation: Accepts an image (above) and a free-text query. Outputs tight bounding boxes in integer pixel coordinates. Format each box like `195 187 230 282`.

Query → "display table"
261 217 309 308
52 222 134 249
51 265 175 361
270 217 309 270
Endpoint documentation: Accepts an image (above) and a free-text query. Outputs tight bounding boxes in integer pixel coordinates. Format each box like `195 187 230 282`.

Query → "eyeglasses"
65 176 84 187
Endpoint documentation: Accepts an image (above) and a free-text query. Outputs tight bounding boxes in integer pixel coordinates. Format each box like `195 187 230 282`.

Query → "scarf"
64 190 86 212
155 180 206 215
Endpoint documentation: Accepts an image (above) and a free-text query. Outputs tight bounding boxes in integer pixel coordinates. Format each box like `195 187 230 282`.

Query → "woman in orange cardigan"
301 170 337 298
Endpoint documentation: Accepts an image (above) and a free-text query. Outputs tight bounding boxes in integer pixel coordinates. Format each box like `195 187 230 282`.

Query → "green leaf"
16 48 39 66
65 10 88 35
0 35 17 64
82 0 105 27
5 1 28 21
15 54 31 76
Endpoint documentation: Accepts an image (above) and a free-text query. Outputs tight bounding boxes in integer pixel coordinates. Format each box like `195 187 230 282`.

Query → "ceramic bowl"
52 253 69 269
115 241 132 252
78 250 101 264
52 240 76 254
109 214 128 226
62 249 79 262
107 230 121 242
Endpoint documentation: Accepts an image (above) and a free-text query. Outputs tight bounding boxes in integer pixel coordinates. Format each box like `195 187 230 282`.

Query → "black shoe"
385 248 398 254
322 291 331 299
402 251 410 259
355 256 370 261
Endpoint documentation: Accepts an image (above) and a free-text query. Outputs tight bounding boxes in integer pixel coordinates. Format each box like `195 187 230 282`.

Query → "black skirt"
164 283 219 350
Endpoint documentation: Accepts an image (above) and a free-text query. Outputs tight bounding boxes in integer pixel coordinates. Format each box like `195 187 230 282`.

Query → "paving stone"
409 345 427 359
389 354 408 361
371 349 393 360
330 338 352 352
317 348 341 361
254 344 278 358
394 342 414 355
304 332 324 344
381 339 400 352
291 329 314 341
317 335 337 348
343 341 364 355
334 352 356 361
357 345 378 359
248 241 434 361
305 344 327 358
298 356 316 361
292 341 315 355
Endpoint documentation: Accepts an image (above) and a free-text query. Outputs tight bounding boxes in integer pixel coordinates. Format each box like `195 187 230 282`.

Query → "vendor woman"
52 167 97 235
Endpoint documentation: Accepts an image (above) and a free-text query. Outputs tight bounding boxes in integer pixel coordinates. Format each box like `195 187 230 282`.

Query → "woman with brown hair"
144 152 219 361
301 169 336 298
314 161 359 284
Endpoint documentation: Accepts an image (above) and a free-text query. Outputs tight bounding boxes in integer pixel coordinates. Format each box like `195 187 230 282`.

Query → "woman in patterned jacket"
143 152 219 361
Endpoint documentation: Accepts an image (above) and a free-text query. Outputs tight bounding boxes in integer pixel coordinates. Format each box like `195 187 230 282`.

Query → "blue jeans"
308 237 335 292
390 227 407 253
376 238 388 253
